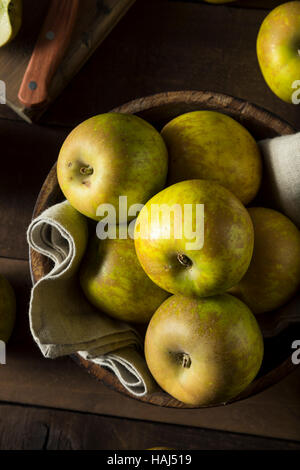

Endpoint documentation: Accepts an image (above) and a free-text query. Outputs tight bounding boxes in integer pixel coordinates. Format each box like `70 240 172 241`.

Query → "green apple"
0 274 16 342
145 294 263 406
134 179 254 298
57 113 168 221
0 0 22 47
229 207 300 314
80 233 169 324
161 111 262 205
257 1 300 103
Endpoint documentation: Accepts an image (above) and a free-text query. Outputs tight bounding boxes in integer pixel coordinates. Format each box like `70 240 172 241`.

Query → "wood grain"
181 0 285 8
34 0 299 130
0 0 136 122
0 119 68 260
1 1 298 128
0 402 299 450
29 90 300 409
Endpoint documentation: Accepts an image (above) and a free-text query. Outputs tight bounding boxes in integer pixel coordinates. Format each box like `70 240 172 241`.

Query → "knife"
18 0 79 108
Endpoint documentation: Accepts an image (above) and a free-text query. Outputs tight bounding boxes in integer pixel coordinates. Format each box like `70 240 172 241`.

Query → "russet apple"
57 113 168 221
134 179 254 298
80 233 169 324
0 274 16 342
229 207 300 314
257 1 300 103
161 111 262 205
145 294 264 406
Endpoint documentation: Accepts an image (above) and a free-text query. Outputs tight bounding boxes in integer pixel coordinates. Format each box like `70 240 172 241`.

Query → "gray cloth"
259 132 300 227
27 200 156 397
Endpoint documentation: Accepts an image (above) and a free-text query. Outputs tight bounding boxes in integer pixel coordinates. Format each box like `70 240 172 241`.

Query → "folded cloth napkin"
27 200 157 397
259 132 300 228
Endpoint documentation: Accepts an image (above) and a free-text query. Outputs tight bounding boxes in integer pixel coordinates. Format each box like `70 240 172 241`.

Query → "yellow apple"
80 233 169 323
134 179 254 298
229 207 300 314
57 113 168 221
145 294 263 406
257 1 300 103
161 111 262 205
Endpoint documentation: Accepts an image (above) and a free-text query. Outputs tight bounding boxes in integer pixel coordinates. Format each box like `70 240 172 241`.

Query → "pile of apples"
57 110 300 406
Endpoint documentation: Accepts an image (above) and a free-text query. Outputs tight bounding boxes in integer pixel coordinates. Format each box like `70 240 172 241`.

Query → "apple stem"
182 353 191 368
80 165 93 176
170 351 192 368
177 253 192 268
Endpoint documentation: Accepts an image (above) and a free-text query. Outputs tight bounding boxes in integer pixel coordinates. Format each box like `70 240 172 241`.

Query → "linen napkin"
259 132 300 228
27 200 157 397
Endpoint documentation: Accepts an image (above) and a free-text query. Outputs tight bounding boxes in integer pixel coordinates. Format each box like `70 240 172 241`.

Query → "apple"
80 233 169 324
145 294 264 406
257 1 300 103
161 111 262 205
0 274 16 342
229 207 300 314
0 0 22 47
134 179 254 298
57 113 168 221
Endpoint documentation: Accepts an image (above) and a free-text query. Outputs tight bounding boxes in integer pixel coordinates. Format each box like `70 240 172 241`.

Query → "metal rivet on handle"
46 31 55 40
29 81 37 90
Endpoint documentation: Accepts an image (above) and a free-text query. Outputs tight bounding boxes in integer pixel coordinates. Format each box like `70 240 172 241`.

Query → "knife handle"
18 0 79 108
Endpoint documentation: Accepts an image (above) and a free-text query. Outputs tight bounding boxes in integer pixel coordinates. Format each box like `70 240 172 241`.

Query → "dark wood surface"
1 1 299 130
41 0 300 130
1 402 300 450
0 120 68 260
180 0 284 8
0 0 300 449
1 0 136 121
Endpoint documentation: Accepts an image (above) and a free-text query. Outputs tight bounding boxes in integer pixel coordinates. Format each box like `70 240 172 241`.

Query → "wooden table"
0 0 300 450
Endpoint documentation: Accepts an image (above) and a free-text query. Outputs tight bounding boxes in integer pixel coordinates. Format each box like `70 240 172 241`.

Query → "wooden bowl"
30 90 299 408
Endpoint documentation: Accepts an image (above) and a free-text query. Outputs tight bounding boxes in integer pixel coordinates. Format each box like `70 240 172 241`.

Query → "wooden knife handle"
18 0 79 108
